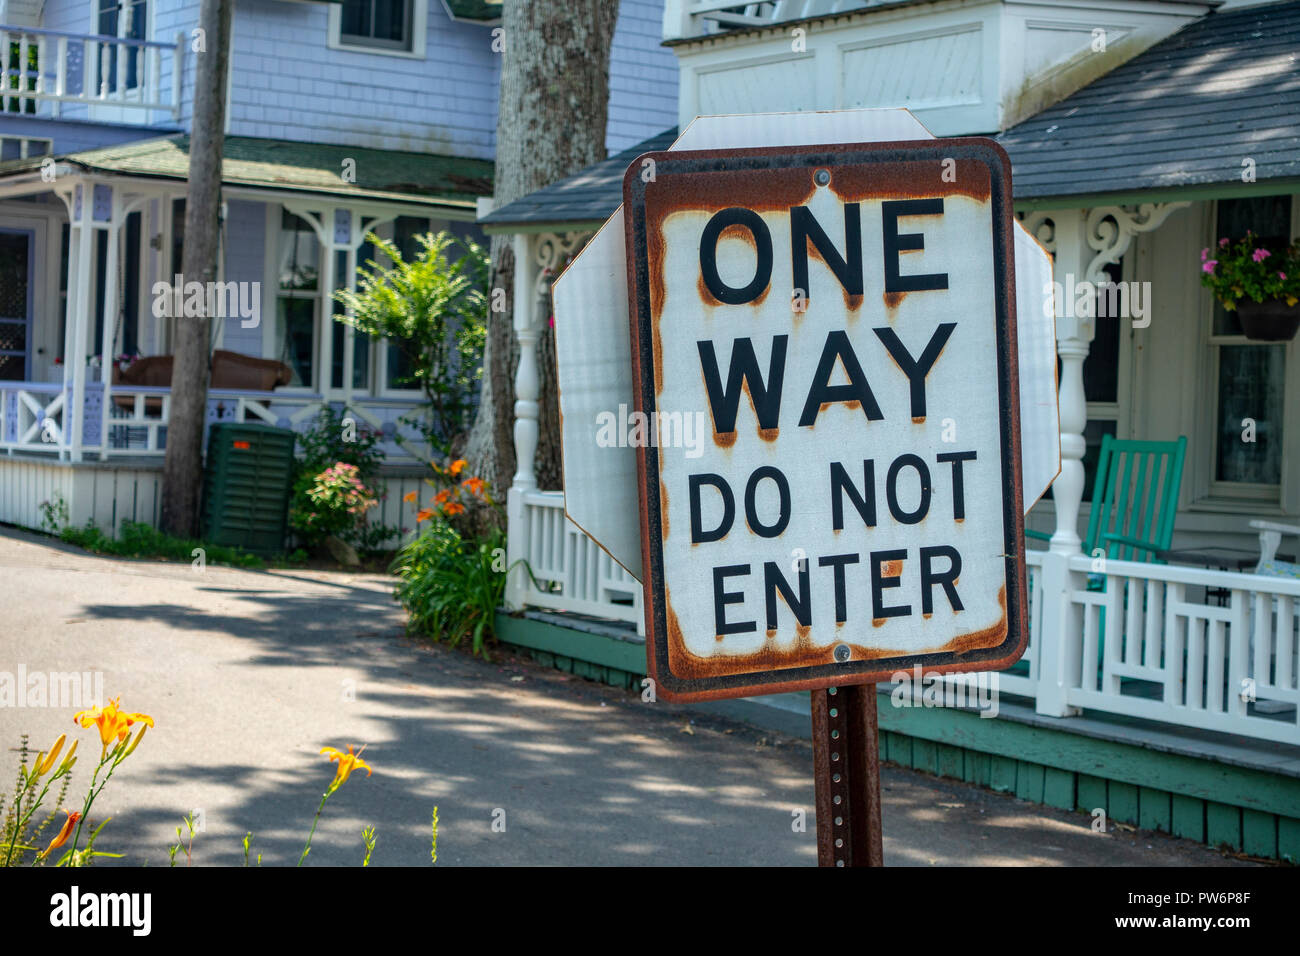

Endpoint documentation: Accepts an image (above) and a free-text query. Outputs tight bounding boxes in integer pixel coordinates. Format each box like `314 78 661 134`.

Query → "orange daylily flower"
38 810 81 860
415 507 436 523
73 697 154 750
448 459 467 477
402 490 418 504
320 745 372 791
433 489 451 504
461 476 485 496
443 502 466 517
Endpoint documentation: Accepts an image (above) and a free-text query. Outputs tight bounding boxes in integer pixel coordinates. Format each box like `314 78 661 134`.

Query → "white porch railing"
1053 553 1299 745
508 493 1300 745
662 0 870 39
514 490 643 633
1 25 184 122
0 382 66 454
0 380 429 462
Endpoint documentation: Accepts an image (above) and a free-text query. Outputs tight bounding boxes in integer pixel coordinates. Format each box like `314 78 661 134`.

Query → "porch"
0 133 495 533
486 202 1300 752
478 90 1300 858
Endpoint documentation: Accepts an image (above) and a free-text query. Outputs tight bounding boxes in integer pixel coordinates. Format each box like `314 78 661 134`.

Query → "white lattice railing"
507 493 1299 745
515 490 643 633
0 382 66 453
1 25 184 121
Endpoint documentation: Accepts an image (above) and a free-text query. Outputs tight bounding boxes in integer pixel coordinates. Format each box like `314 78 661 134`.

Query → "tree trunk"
160 0 232 537
464 0 618 496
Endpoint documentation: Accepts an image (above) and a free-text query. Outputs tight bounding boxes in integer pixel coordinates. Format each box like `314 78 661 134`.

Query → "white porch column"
505 231 540 611
65 182 97 463
1047 209 1092 555
97 187 124 461
1028 208 1091 716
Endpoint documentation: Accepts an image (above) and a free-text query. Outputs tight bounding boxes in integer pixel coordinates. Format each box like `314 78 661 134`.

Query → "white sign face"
623 140 1028 701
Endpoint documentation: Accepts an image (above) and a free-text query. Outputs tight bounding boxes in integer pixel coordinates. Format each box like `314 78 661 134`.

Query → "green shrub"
332 232 488 457
391 519 509 658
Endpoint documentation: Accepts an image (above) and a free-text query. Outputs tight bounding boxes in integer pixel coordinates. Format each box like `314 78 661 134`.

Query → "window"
95 0 148 92
0 137 51 159
329 0 426 58
276 211 320 389
383 215 429 391
1208 195 1292 497
332 246 372 390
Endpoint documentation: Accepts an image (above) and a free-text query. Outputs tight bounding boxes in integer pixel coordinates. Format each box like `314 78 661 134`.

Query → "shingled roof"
1000 0 1300 202
479 127 678 232
0 135 493 210
482 1 1300 231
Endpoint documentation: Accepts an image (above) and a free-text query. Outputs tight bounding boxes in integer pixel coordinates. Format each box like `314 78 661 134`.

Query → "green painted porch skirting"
496 611 1300 863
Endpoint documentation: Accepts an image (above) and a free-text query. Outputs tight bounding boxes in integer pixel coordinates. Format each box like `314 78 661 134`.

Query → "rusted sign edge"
622 138 1028 703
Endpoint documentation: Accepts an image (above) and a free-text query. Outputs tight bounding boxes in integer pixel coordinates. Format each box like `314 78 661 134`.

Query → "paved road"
0 526 1252 867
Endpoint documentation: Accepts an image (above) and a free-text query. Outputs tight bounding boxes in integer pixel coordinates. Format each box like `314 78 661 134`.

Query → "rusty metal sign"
622 139 1027 702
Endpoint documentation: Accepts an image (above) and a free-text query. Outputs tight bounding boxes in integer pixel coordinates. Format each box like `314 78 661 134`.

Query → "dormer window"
329 0 427 58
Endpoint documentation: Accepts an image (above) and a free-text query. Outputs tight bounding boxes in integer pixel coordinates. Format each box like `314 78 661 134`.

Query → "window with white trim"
328 0 427 58
276 211 321 389
1207 195 1293 500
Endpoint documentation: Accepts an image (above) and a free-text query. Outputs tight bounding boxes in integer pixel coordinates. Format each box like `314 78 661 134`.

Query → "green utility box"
201 422 297 556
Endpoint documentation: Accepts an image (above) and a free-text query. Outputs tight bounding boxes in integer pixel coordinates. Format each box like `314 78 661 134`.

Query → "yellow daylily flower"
73 697 155 751
33 733 67 778
320 745 372 791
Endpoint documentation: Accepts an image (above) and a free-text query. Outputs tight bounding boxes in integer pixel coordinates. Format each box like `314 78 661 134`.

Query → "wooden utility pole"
463 0 619 494
160 0 233 536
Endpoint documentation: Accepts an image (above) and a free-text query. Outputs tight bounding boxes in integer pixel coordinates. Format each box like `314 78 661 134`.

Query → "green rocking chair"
1025 435 1187 678
1028 434 1188 564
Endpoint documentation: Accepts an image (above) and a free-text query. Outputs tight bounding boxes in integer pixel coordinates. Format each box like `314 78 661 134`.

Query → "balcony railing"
1 25 183 123
662 0 872 40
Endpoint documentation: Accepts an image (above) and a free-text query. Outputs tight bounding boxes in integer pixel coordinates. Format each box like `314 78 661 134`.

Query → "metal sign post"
812 684 884 867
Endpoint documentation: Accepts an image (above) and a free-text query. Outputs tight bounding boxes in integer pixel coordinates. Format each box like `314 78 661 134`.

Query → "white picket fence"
508 492 1300 745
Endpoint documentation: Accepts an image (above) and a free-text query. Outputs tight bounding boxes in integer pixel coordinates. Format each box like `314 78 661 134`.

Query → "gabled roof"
0 135 494 209
479 127 679 231
1000 0 1300 203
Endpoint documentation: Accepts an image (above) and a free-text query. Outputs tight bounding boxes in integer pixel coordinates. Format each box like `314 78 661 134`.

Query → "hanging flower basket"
1200 234 1300 341
1237 298 1300 342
